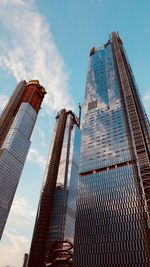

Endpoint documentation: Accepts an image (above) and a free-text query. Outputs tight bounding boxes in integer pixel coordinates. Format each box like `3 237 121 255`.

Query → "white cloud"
6 197 36 229
0 232 30 267
0 196 35 267
0 0 74 115
143 94 150 101
0 94 9 113
27 147 46 166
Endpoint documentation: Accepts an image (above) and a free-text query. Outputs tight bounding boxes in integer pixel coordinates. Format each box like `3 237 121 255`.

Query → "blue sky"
0 0 150 266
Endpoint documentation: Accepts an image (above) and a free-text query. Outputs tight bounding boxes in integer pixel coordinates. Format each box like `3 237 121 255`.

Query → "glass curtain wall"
73 34 150 267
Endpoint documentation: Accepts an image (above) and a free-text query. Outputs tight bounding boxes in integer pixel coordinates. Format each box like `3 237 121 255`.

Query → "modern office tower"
73 32 150 267
0 80 27 149
0 80 46 240
27 109 80 267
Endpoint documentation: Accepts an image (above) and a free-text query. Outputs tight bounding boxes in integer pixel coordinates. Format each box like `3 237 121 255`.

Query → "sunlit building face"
73 33 150 266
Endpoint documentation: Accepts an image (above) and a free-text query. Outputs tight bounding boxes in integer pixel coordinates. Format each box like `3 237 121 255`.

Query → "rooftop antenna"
78 103 81 127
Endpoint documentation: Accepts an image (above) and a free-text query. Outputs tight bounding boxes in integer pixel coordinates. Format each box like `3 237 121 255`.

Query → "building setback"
0 80 46 240
27 109 80 267
73 32 150 266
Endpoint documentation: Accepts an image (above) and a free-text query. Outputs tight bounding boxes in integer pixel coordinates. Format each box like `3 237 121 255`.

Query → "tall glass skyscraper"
46 112 80 249
27 109 80 267
0 80 46 240
0 80 27 149
73 32 150 266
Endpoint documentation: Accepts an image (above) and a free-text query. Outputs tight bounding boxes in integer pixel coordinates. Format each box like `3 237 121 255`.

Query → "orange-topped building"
0 80 46 148
0 80 46 240
22 80 46 112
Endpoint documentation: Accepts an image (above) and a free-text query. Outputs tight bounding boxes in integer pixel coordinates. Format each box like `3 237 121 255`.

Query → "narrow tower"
27 110 80 267
0 80 46 239
73 32 150 266
0 80 27 148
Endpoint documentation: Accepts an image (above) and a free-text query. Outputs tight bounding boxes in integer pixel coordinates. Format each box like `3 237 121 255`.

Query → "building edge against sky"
73 32 150 266
27 109 80 267
0 80 27 149
0 80 46 240
46 111 80 250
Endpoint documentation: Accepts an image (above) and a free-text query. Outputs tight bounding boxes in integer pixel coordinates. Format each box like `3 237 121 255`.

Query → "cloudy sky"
0 0 150 266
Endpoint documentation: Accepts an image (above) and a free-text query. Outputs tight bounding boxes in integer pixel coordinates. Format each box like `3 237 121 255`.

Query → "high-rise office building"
0 80 27 149
27 109 80 267
0 80 46 240
73 32 150 266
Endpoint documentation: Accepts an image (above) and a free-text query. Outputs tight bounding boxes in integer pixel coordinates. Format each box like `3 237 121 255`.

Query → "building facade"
73 32 150 266
27 109 80 267
0 80 46 240
46 112 80 249
0 80 27 149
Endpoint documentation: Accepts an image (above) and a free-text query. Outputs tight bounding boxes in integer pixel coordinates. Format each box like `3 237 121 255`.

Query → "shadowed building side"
27 110 80 267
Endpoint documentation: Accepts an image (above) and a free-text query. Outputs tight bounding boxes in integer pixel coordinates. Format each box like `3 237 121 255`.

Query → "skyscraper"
0 80 46 240
0 80 27 149
73 32 150 266
27 109 80 267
